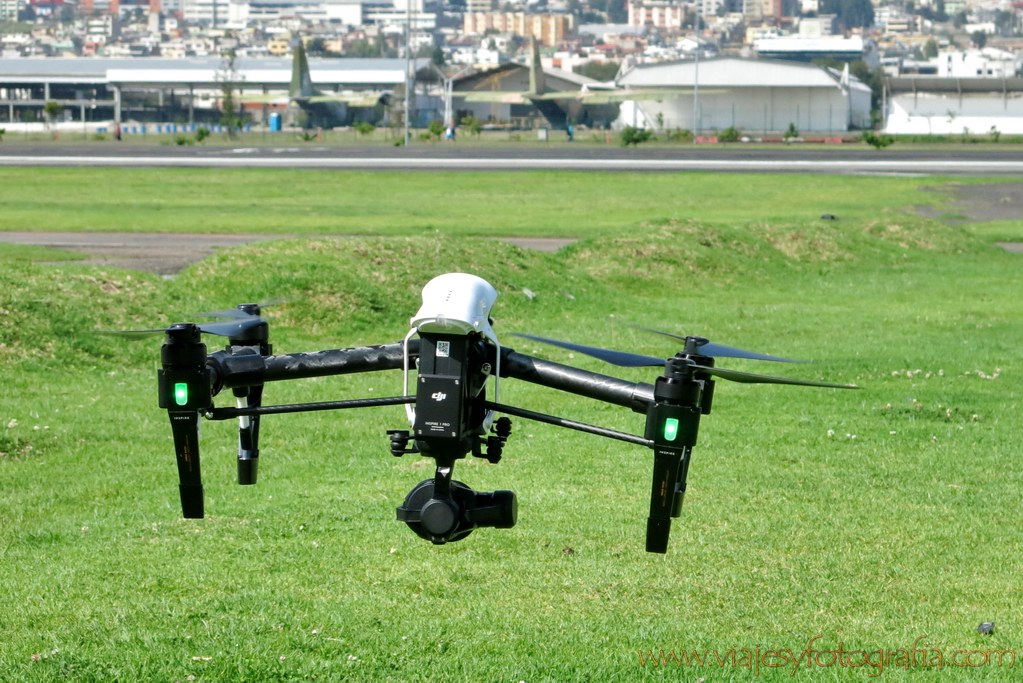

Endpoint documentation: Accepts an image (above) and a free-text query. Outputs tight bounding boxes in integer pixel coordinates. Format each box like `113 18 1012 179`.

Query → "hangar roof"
0 57 433 88
618 56 870 92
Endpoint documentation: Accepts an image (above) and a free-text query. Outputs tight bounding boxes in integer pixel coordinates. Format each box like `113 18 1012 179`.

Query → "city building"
463 12 575 47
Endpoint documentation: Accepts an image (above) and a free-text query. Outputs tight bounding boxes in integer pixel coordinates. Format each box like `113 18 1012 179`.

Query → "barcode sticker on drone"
436 341 451 358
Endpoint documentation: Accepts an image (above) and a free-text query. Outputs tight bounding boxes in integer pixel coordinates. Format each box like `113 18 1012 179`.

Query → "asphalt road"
2 144 1023 174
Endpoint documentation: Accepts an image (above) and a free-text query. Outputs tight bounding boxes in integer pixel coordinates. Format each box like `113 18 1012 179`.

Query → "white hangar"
616 57 873 133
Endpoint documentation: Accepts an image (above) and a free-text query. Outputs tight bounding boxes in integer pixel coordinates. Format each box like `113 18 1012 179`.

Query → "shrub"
784 123 799 139
354 121 376 136
195 127 210 143
719 126 741 143
620 126 653 146
862 131 895 148
174 134 194 146
669 128 693 143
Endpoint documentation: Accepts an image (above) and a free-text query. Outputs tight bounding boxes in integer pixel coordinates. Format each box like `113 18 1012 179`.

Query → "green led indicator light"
174 383 189 406
663 417 679 442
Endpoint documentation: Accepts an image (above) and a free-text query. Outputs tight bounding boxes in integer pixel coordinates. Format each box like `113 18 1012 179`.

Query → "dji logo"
431 392 447 401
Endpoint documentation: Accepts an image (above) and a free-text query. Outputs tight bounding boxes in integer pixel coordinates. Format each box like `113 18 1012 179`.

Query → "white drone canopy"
404 273 501 426
410 273 499 345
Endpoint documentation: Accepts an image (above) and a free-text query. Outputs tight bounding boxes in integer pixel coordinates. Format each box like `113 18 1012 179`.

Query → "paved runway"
2 144 1023 174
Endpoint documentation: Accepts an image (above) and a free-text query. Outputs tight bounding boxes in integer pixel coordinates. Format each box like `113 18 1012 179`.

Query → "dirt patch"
916 182 1023 222
0 232 576 275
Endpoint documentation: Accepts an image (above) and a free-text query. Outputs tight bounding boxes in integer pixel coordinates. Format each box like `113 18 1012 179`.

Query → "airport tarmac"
2 144 1023 174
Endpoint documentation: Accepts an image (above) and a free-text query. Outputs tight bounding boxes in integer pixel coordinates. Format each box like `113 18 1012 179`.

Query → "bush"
354 121 376 137
719 126 741 143
92 133 106 141
620 126 653 147
0 128 5 142
784 123 799 139
669 128 693 143
862 131 895 148
195 127 210 143
427 120 444 140
989 126 1001 143
174 134 194 146
460 116 482 137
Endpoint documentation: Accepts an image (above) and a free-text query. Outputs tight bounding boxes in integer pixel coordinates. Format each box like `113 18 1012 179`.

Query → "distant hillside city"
2 0 1022 135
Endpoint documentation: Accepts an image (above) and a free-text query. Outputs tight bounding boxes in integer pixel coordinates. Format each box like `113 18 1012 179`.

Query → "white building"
628 0 685 29
884 75 1023 134
935 48 1017 79
227 0 363 26
184 0 233 26
616 56 873 132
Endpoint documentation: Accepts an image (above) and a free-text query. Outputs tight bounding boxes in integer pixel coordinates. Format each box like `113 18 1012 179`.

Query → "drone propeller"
103 316 268 341
512 334 857 389
631 325 802 363
190 300 282 320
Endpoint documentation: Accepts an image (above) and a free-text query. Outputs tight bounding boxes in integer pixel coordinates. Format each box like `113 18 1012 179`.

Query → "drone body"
131 273 856 553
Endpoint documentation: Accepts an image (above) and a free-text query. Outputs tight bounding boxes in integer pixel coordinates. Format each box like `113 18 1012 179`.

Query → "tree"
43 101 62 137
460 115 482 137
216 49 244 139
923 38 938 59
607 0 627 23
819 0 874 29
972 31 987 48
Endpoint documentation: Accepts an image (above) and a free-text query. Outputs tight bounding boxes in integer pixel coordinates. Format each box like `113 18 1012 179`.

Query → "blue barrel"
269 112 282 132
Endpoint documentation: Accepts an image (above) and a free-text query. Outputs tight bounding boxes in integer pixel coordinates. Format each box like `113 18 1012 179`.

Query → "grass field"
0 167 996 238
1 171 1022 681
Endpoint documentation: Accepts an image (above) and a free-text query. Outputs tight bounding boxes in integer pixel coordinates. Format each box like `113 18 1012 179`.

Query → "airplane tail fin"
528 36 545 95
290 41 315 98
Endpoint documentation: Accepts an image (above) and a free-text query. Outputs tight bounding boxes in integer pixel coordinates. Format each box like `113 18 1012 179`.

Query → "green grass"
0 243 88 263
2 202 1022 681
0 168 970 238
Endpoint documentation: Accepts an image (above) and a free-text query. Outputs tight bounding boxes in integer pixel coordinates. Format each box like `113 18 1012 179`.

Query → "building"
884 76 1023 134
227 0 363 26
0 56 435 126
463 12 574 47
627 1 684 30
754 35 879 69
935 48 1017 79
0 0 26 20
616 56 872 132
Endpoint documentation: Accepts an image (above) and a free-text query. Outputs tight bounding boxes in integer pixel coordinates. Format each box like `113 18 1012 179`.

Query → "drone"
119 273 857 554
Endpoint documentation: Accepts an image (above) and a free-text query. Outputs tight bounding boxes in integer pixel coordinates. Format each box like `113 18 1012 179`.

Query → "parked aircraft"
454 39 719 129
240 43 389 128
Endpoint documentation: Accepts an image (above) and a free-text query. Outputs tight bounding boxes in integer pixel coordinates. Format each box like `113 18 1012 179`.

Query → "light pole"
404 0 413 146
693 5 700 137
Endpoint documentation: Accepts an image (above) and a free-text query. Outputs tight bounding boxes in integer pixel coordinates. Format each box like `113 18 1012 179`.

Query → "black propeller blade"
513 333 857 389
103 316 268 340
190 300 282 320
513 333 663 367
631 325 803 363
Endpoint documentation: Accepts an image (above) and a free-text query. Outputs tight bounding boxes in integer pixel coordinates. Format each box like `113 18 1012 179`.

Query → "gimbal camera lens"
396 479 517 544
